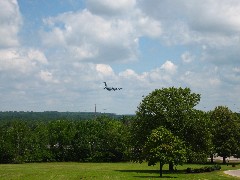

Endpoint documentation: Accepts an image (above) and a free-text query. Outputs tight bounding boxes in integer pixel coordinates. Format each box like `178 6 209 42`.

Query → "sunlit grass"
0 162 239 179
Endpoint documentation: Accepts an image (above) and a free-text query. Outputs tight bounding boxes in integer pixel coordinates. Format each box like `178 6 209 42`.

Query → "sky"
0 0 240 114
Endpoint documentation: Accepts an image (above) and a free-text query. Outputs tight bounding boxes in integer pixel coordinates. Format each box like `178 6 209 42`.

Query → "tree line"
0 87 240 171
0 116 131 163
0 111 128 122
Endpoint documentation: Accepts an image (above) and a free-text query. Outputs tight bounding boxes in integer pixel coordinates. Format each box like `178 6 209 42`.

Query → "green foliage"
131 87 210 165
0 111 130 124
186 164 221 173
2 121 32 163
143 126 187 176
72 116 130 162
0 116 131 163
210 106 240 162
184 110 213 163
143 127 187 166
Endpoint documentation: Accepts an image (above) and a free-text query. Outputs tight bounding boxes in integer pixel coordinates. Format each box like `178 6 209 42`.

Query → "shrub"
186 164 221 173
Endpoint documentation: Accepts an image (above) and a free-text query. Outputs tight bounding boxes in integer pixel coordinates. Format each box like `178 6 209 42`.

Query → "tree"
0 124 13 163
143 127 186 177
72 117 130 162
210 106 240 164
3 121 32 163
71 120 92 161
184 110 213 163
48 120 76 161
131 87 201 169
26 122 52 162
86 117 129 162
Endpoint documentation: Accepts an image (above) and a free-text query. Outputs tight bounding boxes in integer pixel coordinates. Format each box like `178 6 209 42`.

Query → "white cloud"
181 51 195 63
0 48 48 74
86 0 136 16
39 70 58 83
96 64 114 76
233 67 240 73
41 10 137 62
160 60 177 74
181 70 221 89
1 0 240 114
186 0 240 35
119 69 144 81
139 0 240 68
28 49 48 64
135 14 162 38
140 0 240 35
0 0 22 47
41 5 162 63
119 61 178 87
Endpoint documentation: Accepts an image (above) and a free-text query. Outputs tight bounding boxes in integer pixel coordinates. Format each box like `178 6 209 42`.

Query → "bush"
186 164 221 173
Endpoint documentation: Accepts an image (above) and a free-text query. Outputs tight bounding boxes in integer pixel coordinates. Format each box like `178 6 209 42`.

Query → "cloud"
180 68 221 89
139 0 240 35
41 9 137 62
0 48 48 74
200 42 240 65
1 0 240 114
139 0 240 67
160 60 177 74
96 64 114 76
86 0 136 16
0 0 22 47
119 60 178 88
41 5 162 64
27 49 48 64
181 51 195 63
186 1 240 35
39 70 58 83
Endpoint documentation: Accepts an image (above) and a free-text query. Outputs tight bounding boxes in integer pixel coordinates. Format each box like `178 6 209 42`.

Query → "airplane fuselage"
103 82 122 91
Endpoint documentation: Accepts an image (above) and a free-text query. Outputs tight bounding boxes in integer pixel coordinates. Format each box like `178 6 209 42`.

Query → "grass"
0 162 239 180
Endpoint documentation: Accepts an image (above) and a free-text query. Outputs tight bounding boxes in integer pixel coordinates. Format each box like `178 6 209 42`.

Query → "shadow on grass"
133 175 176 178
116 169 186 179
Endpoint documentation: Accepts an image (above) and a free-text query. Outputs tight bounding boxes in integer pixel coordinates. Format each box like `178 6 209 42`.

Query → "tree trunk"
160 162 163 177
223 156 226 164
210 154 214 163
169 162 174 171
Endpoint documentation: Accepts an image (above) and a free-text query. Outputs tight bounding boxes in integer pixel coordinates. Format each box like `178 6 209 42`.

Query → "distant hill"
0 111 135 123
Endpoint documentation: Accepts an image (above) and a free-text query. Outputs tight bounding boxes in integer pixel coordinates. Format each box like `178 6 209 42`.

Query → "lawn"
0 162 239 180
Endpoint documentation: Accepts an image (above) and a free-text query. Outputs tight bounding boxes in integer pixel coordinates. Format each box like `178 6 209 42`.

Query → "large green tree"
143 126 186 177
131 87 209 169
184 110 213 163
210 106 240 164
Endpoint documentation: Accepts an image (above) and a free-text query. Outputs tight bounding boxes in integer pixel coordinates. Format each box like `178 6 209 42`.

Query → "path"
224 169 240 178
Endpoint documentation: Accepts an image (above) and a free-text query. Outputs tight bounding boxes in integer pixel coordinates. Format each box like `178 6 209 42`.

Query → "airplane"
103 82 122 91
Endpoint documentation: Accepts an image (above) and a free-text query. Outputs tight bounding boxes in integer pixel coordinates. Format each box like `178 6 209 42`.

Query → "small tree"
143 126 186 177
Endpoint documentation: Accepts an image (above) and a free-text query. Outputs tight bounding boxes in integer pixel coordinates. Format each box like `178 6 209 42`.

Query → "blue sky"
0 0 240 114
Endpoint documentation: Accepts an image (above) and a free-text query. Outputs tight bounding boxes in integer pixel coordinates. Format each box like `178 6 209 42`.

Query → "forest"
0 114 131 163
0 87 240 167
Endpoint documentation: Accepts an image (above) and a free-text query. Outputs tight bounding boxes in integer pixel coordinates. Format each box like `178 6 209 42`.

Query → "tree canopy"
210 106 240 163
131 87 203 164
0 117 131 163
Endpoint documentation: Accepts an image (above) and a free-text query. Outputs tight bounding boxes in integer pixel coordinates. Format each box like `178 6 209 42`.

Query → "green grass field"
0 162 239 180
